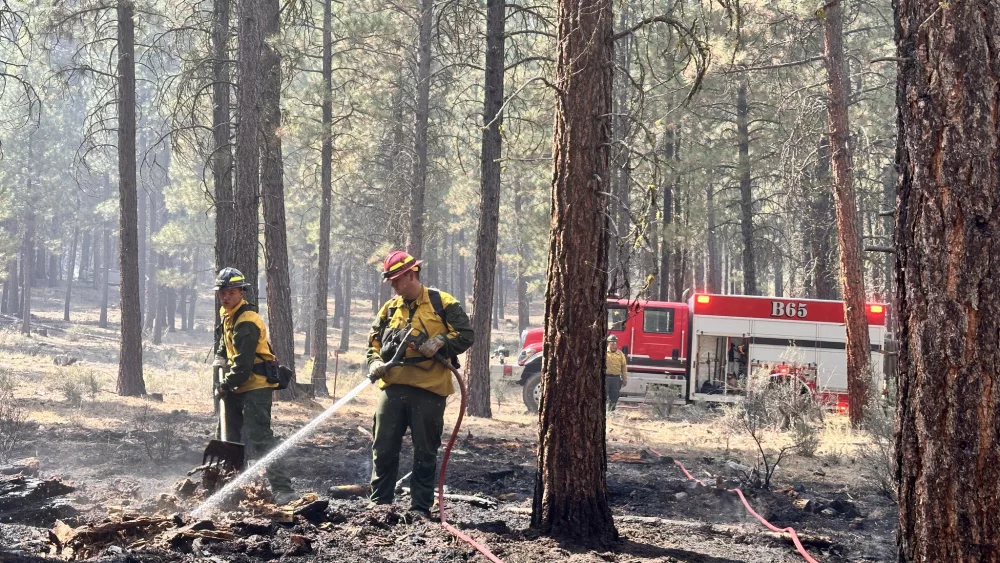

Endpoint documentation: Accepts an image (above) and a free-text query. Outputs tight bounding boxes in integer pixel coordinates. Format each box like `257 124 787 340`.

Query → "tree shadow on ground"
615 539 746 562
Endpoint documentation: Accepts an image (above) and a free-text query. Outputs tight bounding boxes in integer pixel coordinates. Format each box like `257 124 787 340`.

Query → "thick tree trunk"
1 259 13 315
895 0 1000 559
116 5 146 397
407 0 433 258
167 287 177 332
530 0 617 545
233 0 263 300
310 0 334 397
338 262 351 353
213 0 235 288
64 225 79 322
736 71 757 295
466 0 505 416
261 0 297 399
821 0 869 426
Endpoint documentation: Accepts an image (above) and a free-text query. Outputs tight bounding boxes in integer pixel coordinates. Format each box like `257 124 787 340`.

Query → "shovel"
202 383 246 475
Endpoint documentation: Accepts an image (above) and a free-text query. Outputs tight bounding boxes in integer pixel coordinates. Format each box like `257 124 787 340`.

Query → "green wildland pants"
370 384 447 511
219 388 293 493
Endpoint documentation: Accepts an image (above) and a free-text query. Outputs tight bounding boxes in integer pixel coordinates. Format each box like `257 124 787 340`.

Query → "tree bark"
407 0 433 258
115 4 146 397
736 71 757 296
530 0 617 545
213 0 235 289
63 224 79 322
466 0 505 416
261 0 297 399
233 0 263 300
310 0 334 397
331 262 343 328
821 0 869 426
895 0 1000 559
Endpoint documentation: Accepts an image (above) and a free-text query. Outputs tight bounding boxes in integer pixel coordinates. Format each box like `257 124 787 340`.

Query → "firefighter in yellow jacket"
212 267 295 505
366 251 474 518
605 334 628 411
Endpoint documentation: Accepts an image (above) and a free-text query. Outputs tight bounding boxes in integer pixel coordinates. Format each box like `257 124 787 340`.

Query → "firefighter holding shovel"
366 251 474 519
211 267 297 505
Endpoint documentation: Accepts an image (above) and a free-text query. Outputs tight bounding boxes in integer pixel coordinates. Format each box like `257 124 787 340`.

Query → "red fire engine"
512 293 887 412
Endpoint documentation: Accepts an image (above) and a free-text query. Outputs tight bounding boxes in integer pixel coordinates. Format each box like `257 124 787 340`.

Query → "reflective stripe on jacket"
367 286 474 396
217 300 277 393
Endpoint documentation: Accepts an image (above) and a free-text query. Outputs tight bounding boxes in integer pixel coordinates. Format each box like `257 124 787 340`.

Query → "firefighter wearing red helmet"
366 250 474 519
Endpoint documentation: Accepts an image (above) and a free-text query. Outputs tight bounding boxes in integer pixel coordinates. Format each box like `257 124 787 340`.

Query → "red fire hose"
672 458 819 563
437 362 506 563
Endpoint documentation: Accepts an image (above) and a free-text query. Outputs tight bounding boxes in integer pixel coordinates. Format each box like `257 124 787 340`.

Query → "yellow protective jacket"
214 300 278 393
605 349 628 384
367 286 474 397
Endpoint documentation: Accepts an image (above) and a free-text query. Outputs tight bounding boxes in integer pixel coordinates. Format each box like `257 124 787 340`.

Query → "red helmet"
382 250 422 281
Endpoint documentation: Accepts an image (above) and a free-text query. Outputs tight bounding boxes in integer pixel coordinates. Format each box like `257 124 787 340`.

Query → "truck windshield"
608 307 628 332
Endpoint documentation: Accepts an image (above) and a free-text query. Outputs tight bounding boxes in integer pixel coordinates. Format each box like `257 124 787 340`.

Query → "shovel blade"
202 439 246 472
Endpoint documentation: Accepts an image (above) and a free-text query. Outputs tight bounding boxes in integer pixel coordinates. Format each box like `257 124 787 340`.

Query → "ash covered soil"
0 397 896 563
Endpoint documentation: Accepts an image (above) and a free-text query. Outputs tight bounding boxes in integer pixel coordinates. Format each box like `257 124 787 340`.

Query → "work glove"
418 335 446 358
214 384 232 400
212 356 227 369
368 360 389 383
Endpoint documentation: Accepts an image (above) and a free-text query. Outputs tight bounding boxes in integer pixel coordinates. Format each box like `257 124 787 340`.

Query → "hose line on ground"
437 363 506 563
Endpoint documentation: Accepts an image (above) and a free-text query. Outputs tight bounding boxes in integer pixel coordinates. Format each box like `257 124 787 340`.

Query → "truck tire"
522 372 542 413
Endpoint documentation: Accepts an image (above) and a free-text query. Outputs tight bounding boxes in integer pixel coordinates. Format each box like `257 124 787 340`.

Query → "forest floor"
0 286 897 562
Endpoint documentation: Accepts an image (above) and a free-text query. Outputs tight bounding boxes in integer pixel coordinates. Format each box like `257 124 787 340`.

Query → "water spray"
192 378 372 517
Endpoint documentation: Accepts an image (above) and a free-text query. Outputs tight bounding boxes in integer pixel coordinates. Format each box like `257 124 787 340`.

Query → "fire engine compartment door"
691 332 747 400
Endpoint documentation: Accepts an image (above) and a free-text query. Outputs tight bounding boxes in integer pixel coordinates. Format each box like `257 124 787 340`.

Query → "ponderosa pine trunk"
894 0 1000 560
261 0 297 399
116 1 146 397
310 0 334 397
530 0 617 545
465 0 505 418
821 0 869 426
233 0 263 300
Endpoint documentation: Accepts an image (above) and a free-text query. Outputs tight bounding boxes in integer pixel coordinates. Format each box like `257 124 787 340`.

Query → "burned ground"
0 288 897 562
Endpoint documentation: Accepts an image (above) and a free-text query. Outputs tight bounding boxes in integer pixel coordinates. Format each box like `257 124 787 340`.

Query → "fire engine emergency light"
869 305 884 313
696 295 711 304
